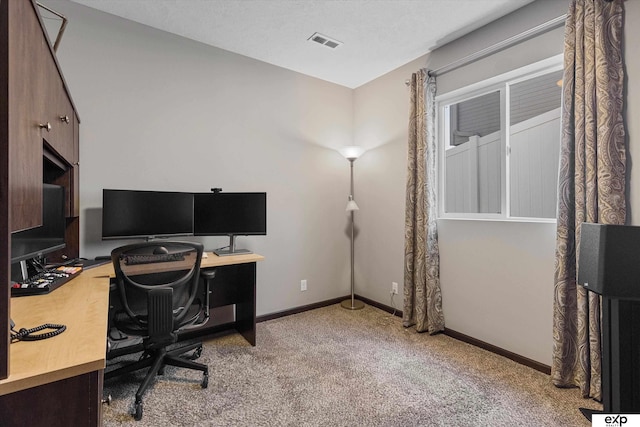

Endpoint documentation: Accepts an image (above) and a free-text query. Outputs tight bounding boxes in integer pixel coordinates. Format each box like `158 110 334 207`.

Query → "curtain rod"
405 13 567 85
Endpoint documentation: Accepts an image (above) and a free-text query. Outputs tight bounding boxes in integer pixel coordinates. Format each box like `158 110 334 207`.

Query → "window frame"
435 54 564 222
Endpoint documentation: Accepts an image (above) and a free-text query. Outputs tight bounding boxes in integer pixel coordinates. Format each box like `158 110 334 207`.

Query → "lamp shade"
339 146 365 160
346 196 359 211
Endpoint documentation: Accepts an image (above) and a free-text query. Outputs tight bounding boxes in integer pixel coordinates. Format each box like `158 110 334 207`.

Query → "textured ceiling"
69 0 534 88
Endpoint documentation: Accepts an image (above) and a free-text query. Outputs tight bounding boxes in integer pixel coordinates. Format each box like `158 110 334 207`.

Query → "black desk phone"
9 318 66 343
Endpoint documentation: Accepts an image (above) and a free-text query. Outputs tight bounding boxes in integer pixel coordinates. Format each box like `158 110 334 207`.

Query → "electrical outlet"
391 282 398 295
301 279 307 291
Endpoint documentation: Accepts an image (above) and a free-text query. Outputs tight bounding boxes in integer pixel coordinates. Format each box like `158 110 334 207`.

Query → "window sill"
437 215 557 224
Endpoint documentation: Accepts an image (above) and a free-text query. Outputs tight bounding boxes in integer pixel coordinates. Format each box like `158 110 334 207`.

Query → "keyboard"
11 266 83 297
123 253 185 265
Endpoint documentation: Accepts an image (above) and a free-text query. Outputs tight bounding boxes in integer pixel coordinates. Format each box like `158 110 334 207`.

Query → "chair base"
105 341 208 420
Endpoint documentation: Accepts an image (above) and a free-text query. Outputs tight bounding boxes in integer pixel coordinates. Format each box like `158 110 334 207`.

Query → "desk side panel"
0 370 102 427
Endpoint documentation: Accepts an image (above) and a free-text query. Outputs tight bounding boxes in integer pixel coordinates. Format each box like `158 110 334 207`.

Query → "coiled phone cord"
10 322 66 343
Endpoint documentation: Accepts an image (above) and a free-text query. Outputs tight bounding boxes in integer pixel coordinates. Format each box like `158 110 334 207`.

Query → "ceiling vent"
308 32 342 49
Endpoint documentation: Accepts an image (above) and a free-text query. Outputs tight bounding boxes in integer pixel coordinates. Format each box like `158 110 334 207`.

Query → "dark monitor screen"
11 184 66 263
102 189 194 240
193 192 267 236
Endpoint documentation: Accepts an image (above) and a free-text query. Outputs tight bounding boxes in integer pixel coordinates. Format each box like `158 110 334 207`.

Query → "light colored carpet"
103 304 601 426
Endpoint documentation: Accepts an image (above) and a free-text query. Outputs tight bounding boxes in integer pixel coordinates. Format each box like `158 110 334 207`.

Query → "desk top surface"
0 252 263 396
201 252 265 267
0 270 110 396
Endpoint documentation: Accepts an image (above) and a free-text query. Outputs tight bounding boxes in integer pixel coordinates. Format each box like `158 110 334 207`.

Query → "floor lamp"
340 146 365 310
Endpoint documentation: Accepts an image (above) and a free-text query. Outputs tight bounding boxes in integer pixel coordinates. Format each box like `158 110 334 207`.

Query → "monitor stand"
214 235 252 257
17 260 29 282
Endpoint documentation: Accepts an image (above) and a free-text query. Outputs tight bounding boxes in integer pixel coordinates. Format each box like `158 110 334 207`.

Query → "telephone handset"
10 318 66 343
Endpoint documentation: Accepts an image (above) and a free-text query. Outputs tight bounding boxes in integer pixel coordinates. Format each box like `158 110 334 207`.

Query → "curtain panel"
403 69 444 334
552 0 625 400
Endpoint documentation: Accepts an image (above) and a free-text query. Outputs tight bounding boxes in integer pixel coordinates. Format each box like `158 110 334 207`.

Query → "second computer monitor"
193 192 266 255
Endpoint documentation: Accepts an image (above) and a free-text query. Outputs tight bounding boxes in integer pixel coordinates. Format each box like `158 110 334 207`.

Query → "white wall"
43 0 356 317
354 0 569 366
351 57 425 310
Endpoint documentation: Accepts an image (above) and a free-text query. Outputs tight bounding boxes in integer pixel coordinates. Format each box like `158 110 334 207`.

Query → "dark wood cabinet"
9 0 79 228
7 0 47 233
0 370 103 427
1 0 81 380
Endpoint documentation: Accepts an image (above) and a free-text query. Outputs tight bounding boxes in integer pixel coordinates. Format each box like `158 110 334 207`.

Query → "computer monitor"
102 189 194 240
193 192 267 256
11 183 66 264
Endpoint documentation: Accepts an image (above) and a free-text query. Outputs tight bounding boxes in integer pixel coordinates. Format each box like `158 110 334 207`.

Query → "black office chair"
104 241 208 421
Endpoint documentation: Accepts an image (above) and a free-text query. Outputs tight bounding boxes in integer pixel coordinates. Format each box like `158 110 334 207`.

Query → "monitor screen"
193 192 267 236
102 189 194 240
11 184 66 263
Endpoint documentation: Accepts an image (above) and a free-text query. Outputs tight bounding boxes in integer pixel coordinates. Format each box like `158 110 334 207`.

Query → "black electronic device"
11 183 66 264
577 222 640 415
578 222 640 299
102 189 194 240
193 192 267 256
11 265 82 297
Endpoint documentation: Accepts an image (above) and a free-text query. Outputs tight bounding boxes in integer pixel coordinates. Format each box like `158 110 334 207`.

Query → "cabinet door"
42 56 75 163
8 0 47 232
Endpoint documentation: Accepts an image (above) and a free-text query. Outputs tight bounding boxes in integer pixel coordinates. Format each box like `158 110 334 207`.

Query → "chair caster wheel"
202 372 209 388
134 401 143 421
188 346 203 360
193 346 203 360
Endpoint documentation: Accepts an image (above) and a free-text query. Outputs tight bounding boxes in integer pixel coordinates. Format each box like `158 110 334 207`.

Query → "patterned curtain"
403 69 444 334
552 0 625 400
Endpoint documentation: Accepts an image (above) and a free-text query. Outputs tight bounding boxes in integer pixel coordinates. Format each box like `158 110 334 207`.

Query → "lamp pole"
341 155 364 310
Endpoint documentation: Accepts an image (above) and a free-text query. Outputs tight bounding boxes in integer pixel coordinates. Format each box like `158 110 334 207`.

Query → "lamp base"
340 299 365 310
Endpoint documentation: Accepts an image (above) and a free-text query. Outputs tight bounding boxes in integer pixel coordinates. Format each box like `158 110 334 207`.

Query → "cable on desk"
10 322 66 343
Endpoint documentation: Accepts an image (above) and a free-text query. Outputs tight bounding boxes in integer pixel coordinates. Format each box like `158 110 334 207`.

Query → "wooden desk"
0 252 263 426
0 268 111 426
104 252 264 346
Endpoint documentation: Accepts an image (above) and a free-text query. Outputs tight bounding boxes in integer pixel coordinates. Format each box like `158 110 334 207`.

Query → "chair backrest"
111 241 204 337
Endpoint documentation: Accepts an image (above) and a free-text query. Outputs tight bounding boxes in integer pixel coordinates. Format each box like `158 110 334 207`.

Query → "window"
437 56 563 221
